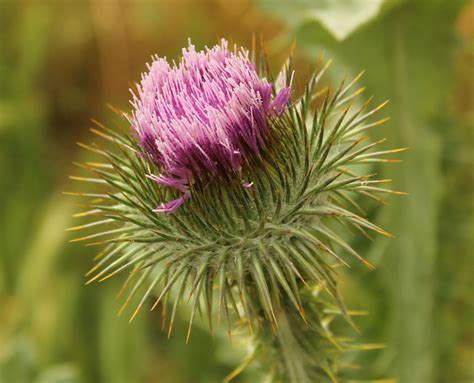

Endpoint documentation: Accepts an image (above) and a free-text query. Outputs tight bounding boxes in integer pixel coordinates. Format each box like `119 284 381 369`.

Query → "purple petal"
270 87 291 115
153 192 190 214
146 174 188 193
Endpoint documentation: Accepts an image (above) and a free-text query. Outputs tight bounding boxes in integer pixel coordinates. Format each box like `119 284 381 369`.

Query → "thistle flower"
68 39 404 382
131 40 291 213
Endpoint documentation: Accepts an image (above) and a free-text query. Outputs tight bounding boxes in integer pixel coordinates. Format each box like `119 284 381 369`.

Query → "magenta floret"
131 39 290 213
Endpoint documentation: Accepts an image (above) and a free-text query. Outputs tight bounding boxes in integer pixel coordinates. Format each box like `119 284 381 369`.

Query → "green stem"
250 289 344 383
276 309 313 383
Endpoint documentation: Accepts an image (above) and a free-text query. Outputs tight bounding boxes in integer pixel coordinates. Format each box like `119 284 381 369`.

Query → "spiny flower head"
131 39 290 213
69 39 404 354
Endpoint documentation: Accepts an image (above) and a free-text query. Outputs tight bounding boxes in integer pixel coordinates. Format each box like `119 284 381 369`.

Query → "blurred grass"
0 1 472 382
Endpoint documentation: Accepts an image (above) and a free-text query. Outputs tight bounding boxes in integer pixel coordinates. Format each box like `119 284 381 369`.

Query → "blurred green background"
0 0 472 382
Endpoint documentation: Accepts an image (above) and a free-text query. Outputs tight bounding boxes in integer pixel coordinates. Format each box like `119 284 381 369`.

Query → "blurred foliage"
0 1 472 382
259 0 390 40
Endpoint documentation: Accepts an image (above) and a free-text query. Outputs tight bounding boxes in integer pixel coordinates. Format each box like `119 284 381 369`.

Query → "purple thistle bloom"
131 39 291 213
